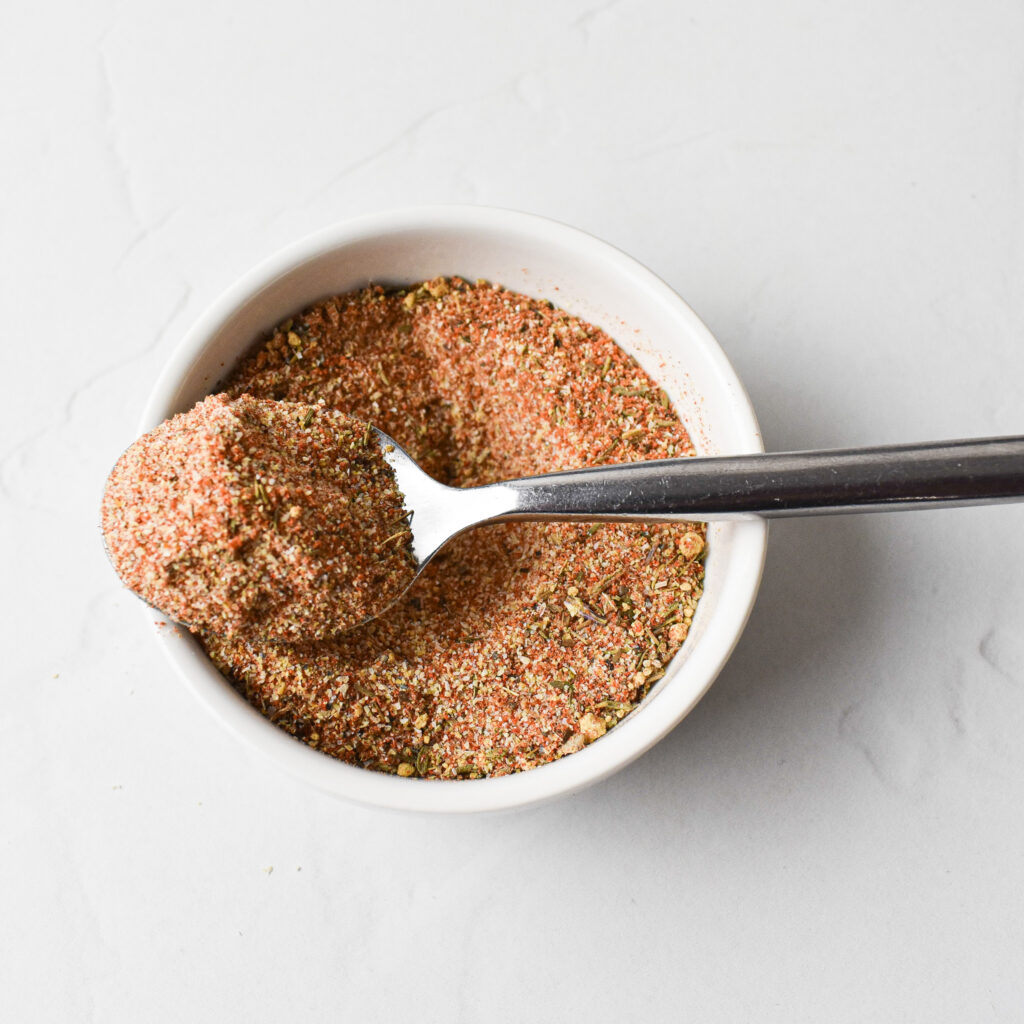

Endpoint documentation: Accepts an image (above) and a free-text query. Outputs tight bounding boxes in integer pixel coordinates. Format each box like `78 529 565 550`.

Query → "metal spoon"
378 430 1024 601
108 428 1024 639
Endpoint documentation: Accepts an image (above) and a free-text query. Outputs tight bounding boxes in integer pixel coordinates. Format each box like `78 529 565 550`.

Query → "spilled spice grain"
201 278 707 779
101 393 414 641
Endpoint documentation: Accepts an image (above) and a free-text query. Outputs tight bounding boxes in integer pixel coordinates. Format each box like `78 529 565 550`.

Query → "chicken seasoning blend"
203 277 707 779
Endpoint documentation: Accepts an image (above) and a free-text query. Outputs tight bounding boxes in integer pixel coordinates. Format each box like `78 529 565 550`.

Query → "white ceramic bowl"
141 206 767 813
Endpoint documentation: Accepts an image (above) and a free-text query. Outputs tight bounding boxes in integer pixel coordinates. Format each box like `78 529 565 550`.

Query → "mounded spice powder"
200 277 707 779
101 393 415 642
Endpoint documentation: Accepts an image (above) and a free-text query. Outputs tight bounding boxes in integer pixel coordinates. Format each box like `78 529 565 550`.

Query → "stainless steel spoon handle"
486 436 1024 522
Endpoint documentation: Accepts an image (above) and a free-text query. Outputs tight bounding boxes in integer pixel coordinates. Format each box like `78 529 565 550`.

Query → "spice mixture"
102 393 414 642
200 277 707 779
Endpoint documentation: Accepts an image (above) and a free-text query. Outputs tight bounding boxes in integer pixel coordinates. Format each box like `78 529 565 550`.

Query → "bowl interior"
142 208 766 813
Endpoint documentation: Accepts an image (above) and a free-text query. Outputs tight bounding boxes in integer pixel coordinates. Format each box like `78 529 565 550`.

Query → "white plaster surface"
3 1 1024 1019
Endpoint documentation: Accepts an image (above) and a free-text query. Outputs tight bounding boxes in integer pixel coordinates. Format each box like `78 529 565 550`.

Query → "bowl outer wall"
139 206 767 813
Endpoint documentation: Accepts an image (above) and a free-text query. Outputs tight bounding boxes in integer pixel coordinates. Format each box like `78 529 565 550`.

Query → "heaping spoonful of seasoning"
102 393 1024 643
101 394 419 643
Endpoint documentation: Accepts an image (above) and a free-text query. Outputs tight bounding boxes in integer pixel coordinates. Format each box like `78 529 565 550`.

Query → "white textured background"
4 1 1024 1020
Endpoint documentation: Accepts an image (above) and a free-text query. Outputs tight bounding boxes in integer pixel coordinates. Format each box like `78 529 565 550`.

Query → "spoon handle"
489 436 1024 522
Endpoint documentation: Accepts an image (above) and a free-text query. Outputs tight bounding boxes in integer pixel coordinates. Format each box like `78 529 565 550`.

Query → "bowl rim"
140 204 768 813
